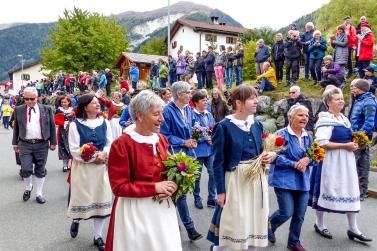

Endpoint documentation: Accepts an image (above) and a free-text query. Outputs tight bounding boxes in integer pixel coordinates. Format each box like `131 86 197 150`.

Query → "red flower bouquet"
80 143 98 162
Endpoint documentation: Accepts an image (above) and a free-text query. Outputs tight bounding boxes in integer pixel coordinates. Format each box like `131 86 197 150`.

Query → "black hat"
364 66 375 73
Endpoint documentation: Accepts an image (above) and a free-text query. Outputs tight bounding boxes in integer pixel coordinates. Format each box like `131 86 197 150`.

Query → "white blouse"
126 129 159 155
226 114 255 132
68 117 113 163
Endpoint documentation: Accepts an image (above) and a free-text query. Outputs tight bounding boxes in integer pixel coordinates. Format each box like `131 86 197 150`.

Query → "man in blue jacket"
349 79 377 201
301 22 315 80
254 39 270 75
129 63 139 90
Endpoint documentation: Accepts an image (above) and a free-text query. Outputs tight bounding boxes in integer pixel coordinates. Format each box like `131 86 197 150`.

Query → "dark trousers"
131 81 137 90
319 74 343 88
196 72 205 89
270 188 309 246
274 60 284 82
358 60 371 78
159 78 167 88
193 155 216 202
18 141 49 178
205 71 214 89
309 59 322 81
169 73 177 85
355 148 370 196
303 52 310 78
105 83 112 96
234 65 243 85
3 116 10 128
285 59 299 82
347 48 354 75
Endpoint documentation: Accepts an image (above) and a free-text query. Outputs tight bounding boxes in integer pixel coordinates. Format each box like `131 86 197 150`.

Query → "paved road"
0 127 376 251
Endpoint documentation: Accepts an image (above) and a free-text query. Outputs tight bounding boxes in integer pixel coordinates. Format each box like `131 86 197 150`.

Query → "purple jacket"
323 62 345 79
176 59 186 75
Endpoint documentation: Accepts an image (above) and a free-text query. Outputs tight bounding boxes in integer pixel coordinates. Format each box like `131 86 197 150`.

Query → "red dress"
105 133 169 251
97 97 124 120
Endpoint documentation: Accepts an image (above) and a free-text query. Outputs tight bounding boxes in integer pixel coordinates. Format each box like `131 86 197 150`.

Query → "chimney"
210 16 219 25
219 22 226 26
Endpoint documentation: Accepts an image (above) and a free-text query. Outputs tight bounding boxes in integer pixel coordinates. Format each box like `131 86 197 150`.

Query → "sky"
1 0 331 29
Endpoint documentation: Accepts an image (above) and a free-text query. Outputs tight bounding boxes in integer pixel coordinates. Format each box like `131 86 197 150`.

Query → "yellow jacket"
1 104 13 117
256 67 277 87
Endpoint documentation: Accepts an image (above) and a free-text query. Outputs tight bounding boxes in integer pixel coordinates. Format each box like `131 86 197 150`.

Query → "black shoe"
36 195 46 204
187 228 203 241
93 237 105 251
23 186 33 201
207 200 217 208
347 230 372 242
194 198 203 209
63 166 68 172
314 224 332 239
70 221 79 238
268 222 276 244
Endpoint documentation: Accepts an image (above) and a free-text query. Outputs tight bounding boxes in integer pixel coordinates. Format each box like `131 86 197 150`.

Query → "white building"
168 17 247 57
8 61 50 93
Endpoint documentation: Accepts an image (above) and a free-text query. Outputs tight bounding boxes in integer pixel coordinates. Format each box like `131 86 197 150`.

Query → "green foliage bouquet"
161 151 201 202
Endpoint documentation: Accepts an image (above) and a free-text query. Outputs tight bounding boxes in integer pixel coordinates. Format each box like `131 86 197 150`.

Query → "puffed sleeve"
108 138 157 198
315 126 333 146
103 120 113 155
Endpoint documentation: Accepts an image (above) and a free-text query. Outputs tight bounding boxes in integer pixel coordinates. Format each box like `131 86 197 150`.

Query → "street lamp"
17 54 24 88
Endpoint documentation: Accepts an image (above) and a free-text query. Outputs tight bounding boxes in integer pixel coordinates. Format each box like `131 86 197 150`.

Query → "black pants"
358 60 370 78
347 48 354 75
206 71 214 89
105 83 112 96
274 60 284 82
319 74 343 87
285 59 299 82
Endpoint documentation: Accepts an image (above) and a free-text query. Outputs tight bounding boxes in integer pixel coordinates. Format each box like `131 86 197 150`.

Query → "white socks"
212 246 225 251
94 218 106 239
347 213 361 235
315 210 326 231
35 177 45 197
24 176 33 191
246 246 256 251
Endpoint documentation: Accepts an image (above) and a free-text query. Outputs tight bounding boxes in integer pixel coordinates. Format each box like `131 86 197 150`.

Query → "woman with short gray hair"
309 88 372 242
160 81 203 241
106 90 182 250
268 103 313 250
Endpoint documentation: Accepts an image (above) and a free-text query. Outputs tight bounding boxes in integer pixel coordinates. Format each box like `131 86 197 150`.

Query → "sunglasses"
24 98 36 101
289 92 296 94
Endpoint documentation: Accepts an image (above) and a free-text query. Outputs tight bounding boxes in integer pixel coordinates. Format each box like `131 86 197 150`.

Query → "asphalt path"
0 127 376 251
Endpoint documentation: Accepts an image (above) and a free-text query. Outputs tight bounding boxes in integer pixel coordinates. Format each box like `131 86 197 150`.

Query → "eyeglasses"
289 92 296 94
24 98 36 101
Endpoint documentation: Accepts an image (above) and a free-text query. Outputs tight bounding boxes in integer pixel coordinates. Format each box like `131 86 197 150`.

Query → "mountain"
0 1 243 81
0 23 25 30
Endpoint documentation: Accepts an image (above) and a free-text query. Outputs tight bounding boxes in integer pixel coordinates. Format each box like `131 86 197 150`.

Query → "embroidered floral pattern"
221 234 267 243
71 202 112 213
321 194 360 203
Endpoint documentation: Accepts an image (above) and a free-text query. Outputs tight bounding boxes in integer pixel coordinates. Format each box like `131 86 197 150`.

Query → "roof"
8 60 41 74
169 19 248 39
114 52 168 68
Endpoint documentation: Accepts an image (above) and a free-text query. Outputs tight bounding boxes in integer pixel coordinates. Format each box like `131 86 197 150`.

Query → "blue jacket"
99 74 107 89
213 118 263 194
350 92 377 138
129 66 139 82
308 37 327 60
193 110 215 158
160 102 196 156
255 45 270 63
269 127 313 191
301 30 315 54
119 106 132 127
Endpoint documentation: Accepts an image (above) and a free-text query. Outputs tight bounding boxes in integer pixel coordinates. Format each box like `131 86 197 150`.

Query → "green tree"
240 27 276 46
41 7 129 73
138 37 167 55
243 40 257 81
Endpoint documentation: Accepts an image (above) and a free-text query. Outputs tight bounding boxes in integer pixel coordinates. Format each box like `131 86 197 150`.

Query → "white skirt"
109 117 123 140
67 160 112 219
113 197 182 251
219 161 269 249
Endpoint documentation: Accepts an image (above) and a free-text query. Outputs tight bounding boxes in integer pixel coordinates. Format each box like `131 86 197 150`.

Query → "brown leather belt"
21 139 46 144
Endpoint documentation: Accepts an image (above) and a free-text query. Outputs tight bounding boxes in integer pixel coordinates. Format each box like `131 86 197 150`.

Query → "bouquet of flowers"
80 143 98 162
306 141 325 163
352 131 370 148
243 133 285 182
115 108 124 117
98 111 108 119
159 151 201 202
191 121 209 140
66 111 76 122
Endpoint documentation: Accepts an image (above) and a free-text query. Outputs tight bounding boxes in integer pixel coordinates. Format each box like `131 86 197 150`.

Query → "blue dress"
309 125 360 213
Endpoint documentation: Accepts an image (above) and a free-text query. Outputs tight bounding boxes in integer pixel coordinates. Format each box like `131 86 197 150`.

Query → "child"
1 98 13 129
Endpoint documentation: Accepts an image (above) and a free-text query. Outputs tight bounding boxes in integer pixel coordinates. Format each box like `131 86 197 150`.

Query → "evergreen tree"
138 37 167 55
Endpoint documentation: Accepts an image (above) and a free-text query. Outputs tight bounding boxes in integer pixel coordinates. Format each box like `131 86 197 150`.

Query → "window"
226 37 237 44
21 74 30 81
205 34 217 42
172 41 177 49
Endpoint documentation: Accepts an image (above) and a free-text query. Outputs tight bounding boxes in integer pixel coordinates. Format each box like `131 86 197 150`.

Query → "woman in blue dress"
207 84 277 251
309 87 372 242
